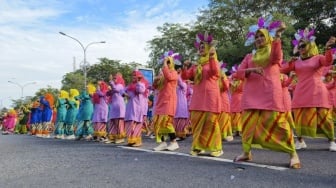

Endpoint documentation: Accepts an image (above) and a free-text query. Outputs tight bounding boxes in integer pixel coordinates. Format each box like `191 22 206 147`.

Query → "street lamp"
59 31 105 89
8 81 36 99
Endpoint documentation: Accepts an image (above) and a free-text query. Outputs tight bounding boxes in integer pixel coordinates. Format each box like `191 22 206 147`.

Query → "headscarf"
194 32 218 84
114 72 125 87
59 90 69 99
155 50 181 90
252 29 273 67
292 28 318 59
127 70 143 93
69 89 80 108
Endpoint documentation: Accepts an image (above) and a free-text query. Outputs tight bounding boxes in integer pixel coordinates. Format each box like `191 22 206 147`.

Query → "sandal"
190 149 205 156
289 156 301 169
233 153 252 162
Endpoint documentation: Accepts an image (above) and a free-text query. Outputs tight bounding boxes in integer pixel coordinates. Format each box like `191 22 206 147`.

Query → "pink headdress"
98 81 109 94
158 50 182 66
220 61 228 74
114 73 125 87
245 15 282 46
331 48 336 60
194 32 214 49
229 64 238 75
292 28 316 47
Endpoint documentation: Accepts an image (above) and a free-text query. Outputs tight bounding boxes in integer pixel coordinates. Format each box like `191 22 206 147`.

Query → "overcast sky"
0 0 208 108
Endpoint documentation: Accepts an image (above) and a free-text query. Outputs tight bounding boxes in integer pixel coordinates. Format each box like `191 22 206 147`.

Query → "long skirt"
190 111 222 152
218 112 232 139
93 122 107 137
231 112 242 133
107 118 125 140
153 115 176 143
125 121 142 144
293 107 334 140
174 118 189 138
75 120 93 137
241 110 296 154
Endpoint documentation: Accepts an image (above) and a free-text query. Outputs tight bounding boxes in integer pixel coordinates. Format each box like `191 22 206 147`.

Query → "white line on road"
118 146 288 171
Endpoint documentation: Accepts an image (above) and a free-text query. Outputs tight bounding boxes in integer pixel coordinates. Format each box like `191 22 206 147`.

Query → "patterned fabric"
153 114 176 143
107 119 125 140
174 118 189 138
293 107 334 140
75 120 93 137
218 111 232 139
231 112 242 132
93 122 107 137
190 111 222 152
125 121 142 144
241 110 296 154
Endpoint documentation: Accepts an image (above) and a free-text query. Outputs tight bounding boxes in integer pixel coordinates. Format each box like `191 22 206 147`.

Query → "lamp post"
59 32 105 89
8 81 36 99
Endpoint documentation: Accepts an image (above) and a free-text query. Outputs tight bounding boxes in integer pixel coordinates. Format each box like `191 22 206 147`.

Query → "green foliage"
146 0 335 71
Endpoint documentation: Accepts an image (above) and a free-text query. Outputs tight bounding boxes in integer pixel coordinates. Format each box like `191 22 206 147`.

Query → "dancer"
233 16 300 168
92 81 109 141
182 32 223 157
124 70 147 147
152 51 179 151
106 73 126 144
54 90 69 139
281 30 336 151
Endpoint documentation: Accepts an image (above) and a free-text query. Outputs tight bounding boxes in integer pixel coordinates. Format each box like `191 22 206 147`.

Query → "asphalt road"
1 134 336 188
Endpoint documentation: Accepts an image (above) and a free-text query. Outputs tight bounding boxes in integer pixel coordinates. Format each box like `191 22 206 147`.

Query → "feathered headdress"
194 32 217 50
292 28 316 47
245 15 282 46
220 61 228 74
229 64 239 75
158 50 182 66
292 28 318 58
331 48 336 60
194 31 219 84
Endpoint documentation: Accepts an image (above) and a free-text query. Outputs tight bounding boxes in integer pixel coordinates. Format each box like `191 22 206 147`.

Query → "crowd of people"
1 15 336 170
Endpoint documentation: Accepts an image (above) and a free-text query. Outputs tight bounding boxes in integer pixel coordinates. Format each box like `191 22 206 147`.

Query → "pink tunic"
182 58 221 113
281 74 292 112
220 77 230 113
154 66 178 116
281 53 333 108
229 79 243 113
235 40 285 111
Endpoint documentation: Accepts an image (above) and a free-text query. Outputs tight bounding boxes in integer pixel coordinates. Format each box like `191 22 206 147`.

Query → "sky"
0 0 209 108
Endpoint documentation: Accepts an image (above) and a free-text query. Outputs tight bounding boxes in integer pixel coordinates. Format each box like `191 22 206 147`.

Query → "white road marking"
118 146 288 171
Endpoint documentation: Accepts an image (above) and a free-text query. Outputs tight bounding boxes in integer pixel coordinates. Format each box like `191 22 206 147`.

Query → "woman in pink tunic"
152 51 179 151
218 62 232 141
229 71 244 136
281 30 336 152
233 16 300 169
182 32 223 157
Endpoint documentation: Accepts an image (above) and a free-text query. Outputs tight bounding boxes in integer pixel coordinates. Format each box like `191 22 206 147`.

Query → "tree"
146 23 198 74
61 71 85 91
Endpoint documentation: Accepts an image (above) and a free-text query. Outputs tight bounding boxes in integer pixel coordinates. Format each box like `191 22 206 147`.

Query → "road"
0 134 335 188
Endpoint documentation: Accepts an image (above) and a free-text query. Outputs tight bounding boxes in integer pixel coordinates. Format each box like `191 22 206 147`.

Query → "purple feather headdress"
194 31 217 49
158 50 182 65
332 48 336 60
245 15 282 46
291 28 316 47
220 61 228 74
229 64 239 74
